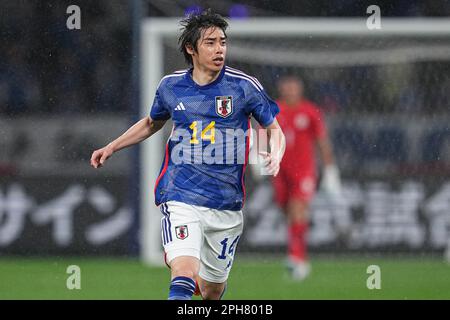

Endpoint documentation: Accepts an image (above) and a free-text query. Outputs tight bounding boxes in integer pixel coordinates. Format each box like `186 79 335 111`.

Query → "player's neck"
285 97 303 107
191 65 222 86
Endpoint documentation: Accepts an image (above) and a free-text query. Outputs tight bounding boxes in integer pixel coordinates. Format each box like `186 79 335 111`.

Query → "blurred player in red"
273 75 341 280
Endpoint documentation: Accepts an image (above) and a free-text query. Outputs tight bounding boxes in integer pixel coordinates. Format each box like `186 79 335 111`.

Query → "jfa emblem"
175 225 189 240
215 96 233 118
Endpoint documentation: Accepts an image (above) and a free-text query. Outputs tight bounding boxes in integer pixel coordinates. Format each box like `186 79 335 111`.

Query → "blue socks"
168 276 196 300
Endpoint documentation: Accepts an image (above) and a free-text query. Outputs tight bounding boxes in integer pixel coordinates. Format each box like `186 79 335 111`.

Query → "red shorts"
272 169 317 207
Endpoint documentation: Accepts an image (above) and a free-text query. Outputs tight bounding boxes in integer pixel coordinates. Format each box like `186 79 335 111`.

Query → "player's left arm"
260 118 285 177
243 78 285 176
317 134 335 167
313 109 341 195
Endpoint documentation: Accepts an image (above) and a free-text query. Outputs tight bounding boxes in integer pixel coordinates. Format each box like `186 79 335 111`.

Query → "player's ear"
185 43 195 56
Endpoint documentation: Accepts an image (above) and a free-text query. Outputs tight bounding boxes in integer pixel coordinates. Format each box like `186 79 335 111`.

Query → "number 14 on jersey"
189 121 215 144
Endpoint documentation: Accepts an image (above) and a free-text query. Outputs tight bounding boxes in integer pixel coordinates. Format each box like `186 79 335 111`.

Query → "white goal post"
140 17 450 266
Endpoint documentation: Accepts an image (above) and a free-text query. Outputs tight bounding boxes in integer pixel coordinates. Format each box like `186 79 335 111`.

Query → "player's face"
278 78 304 105
192 27 227 72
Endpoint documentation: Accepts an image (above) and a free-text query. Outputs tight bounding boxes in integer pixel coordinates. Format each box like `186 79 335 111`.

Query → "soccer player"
90 9 285 300
273 75 341 280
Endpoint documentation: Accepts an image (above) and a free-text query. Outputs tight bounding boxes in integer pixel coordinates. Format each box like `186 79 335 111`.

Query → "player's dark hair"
178 9 228 65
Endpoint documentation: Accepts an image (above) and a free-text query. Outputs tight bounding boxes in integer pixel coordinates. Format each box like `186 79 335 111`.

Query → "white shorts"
160 200 244 283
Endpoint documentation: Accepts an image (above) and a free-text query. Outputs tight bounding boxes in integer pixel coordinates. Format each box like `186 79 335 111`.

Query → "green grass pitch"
1 255 449 300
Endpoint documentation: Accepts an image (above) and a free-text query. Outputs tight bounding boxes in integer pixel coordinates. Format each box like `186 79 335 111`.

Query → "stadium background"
1 0 450 299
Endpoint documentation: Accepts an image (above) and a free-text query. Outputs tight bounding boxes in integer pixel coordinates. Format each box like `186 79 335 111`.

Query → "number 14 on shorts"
218 235 240 268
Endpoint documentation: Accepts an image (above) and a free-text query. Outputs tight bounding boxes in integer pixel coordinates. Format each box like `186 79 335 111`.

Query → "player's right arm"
90 116 166 169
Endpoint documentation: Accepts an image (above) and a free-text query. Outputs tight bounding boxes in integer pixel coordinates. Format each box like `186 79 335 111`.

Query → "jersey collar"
186 66 225 89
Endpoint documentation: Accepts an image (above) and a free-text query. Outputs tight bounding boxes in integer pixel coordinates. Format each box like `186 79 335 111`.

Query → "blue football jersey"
150 66 279 211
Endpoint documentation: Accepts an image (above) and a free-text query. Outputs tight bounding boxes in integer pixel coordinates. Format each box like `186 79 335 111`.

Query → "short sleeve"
149 86 171 121
246 84 280 127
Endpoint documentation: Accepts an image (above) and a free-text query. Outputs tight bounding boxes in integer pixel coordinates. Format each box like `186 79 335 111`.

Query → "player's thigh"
290 174 317 203
199 209 243 283
287 174 316 221
160 201 203 265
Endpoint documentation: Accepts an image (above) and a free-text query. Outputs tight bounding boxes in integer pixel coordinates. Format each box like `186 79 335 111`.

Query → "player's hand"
90 144 114 169
259 151 281 177
321 164 342 196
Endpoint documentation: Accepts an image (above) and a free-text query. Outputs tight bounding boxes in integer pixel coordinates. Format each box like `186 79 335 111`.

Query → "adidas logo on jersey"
174 102 186 111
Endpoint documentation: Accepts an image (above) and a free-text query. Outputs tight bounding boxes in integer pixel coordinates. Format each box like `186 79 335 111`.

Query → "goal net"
141 18 450 265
